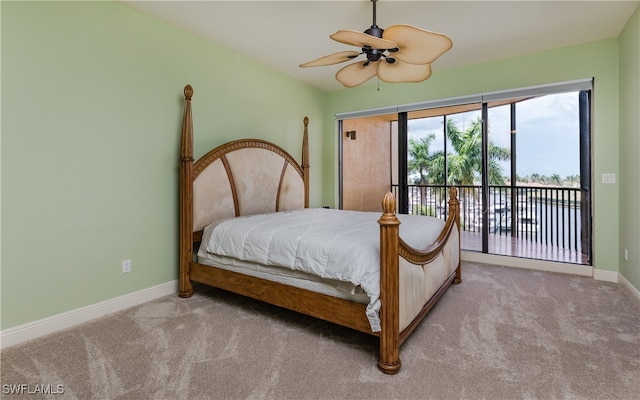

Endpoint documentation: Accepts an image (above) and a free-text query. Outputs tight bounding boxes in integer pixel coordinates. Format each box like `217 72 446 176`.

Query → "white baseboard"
593 269 619 283
0 280 178 350
461 251 593 277
618 273 640 303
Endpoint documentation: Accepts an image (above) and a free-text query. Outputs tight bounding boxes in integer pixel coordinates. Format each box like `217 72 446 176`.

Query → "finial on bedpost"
381 191 396 216
377 191 401 374
448 186 459 229
181 85 194 161
302 116 310 208
448 186 458 202
184 84 193 100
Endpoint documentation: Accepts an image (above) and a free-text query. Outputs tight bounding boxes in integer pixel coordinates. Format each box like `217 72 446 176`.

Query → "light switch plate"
602 173 616 184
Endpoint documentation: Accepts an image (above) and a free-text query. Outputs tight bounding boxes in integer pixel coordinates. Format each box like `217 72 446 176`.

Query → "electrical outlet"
122 259 131 273
624 249 628 262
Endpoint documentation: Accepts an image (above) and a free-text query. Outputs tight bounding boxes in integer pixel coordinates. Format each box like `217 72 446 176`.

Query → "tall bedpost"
179 85 194 298
448 186 462 284
302 116 310 208
377 192 401 374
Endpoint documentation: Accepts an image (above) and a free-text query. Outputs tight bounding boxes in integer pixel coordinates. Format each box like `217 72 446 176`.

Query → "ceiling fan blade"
335 61 378 88
299 51 361 67
330 30 397 50
378 60 432 83
382 24 453 65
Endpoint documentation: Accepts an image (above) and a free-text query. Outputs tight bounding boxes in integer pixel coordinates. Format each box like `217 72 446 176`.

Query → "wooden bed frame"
178 85 461 374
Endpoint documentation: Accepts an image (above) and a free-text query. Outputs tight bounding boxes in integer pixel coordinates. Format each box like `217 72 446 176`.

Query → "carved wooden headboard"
192 138 308 231
179 85 310 238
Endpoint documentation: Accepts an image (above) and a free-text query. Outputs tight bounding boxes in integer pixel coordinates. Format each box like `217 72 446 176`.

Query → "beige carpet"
1 262 639 400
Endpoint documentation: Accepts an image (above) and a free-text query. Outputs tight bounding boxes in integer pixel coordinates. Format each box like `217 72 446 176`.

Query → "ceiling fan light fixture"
300 0 452 88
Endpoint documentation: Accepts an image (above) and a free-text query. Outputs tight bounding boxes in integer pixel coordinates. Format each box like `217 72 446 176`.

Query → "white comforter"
202 208 445 331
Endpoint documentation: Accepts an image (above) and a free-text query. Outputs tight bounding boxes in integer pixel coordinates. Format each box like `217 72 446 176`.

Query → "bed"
178 84 461 374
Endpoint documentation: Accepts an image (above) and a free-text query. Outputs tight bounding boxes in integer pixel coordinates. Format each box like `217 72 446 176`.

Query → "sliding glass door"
338 80 592 265
485 91 591 264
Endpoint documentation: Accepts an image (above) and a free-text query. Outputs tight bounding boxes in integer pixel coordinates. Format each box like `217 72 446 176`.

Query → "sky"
408 91 581 180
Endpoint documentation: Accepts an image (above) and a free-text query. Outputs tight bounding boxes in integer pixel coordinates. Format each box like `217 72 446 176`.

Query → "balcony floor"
461 230 589 265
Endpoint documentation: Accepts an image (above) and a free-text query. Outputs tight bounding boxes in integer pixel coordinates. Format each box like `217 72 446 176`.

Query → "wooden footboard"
178 85 461 374
377 189 460 374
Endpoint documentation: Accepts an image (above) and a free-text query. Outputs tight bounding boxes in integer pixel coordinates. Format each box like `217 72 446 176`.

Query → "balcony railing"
392 184 584 253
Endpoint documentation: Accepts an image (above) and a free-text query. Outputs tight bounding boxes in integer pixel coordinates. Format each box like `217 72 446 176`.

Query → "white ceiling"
123 0 639 92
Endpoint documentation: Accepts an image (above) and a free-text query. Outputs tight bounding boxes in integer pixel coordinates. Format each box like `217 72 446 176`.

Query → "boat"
501 211 539 233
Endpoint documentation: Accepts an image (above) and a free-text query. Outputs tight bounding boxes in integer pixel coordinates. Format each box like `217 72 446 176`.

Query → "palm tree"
444 117 509 217
445 117 509 186
550 173 562 186
408 134 437 185
407 115 510 217
530 173 541 184
408 134 441 209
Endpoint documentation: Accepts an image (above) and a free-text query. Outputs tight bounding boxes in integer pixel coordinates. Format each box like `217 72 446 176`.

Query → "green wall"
0 1 326 329
324 38 631 280
618 5 640 291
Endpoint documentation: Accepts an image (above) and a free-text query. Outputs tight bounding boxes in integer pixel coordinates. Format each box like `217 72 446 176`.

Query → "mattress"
197 208 455 332
197 252 370 304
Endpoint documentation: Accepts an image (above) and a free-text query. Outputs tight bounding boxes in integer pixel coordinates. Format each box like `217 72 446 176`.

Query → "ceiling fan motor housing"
365 25 384 39
363 26 397 63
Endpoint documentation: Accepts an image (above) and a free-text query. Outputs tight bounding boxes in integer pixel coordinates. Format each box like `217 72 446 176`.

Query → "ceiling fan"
299 0 453 88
